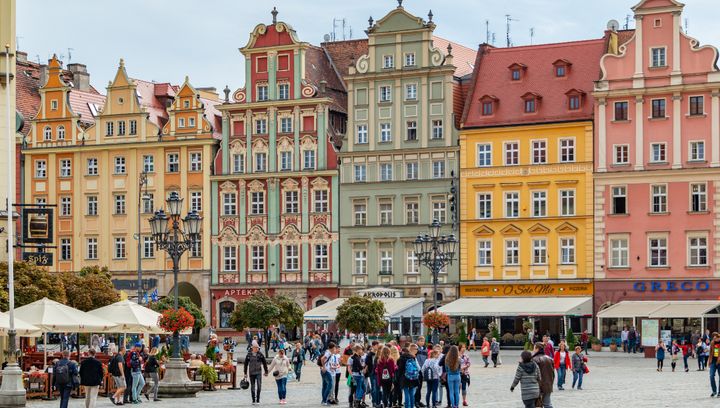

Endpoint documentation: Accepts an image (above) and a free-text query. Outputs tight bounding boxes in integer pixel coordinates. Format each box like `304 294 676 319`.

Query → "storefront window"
219 301 235 329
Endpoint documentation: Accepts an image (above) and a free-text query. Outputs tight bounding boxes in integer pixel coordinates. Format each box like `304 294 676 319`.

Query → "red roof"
68 90 106 126
462 39 606 128
432 36 477 78
133 79 171 128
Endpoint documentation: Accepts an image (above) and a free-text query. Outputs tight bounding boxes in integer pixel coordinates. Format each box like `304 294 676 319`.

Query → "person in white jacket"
267 348 292 405
421 350 443 408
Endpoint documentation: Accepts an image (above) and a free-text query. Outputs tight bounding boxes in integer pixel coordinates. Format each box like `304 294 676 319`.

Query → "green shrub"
565 330 578 350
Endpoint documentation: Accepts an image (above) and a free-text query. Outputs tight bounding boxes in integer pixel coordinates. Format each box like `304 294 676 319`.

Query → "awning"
438 297 592 317
597 300 720 319
304 297 425 321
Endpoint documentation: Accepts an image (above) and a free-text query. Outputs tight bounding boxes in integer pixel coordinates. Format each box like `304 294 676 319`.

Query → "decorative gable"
368 5 432 34
528 223 550 234
556 222 578 233
500 224 522 235
472 225 494 236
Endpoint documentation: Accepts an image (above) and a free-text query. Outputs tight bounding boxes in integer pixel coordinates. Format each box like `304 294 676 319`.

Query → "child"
421 350 442 408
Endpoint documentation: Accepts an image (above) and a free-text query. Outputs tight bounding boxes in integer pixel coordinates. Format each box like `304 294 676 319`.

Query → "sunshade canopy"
304 297 425 321
597 300 720 319
438 297 593 317
0 312 42 337
88 300 168 334
15 297 118 333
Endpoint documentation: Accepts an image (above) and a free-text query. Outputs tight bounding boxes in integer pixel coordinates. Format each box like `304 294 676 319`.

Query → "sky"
16 0 720 93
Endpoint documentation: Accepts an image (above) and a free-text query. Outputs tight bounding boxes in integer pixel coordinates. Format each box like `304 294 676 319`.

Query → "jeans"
523 398 536 408
131 371 145 402
59 386 72 408
540 393 553 408
683 354 690 371
622 340 628 352
334 373 341 400
353 374 365 401
250 374 262 403
380 380 392 407
276 377 287 400
425 379 438 407
628 340 636 353
403 386 417 408
415 371 423 404
481 355 489 366
491 353 498 367
294 362 303 381
149 372 159 400
711 363 720 394
369 374 380 405
557 365 567 388
447 373 461 408
84 385 99 408
321 371 333 403
572 369 584 389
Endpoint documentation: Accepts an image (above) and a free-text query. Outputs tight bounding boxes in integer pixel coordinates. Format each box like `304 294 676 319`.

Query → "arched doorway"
168 282 202 341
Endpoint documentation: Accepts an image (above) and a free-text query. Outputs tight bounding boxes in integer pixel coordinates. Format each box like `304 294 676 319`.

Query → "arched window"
219 301 235 329
43 126 52 141
315 299 327 308
435 292 444 301
57 125 66 140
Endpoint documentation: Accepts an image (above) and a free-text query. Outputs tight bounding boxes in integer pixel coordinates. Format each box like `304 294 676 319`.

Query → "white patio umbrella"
0 312 42 337
15 297 119 366
88 300 168 334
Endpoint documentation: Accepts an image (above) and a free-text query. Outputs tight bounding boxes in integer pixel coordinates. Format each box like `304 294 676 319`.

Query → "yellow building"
23 57 219 321
0 0 16 263
451 40 605 340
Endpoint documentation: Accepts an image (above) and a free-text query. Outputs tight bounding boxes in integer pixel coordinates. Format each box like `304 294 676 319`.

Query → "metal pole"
5 44 16 363
173 252 180 359
136 174 144 304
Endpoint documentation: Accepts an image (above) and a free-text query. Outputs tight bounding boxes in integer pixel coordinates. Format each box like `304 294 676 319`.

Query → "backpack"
108 355 121 376
54 361 70 386
405 359 419 381
318 352 327 368
423 365 433 381
381 367 391 381
130 352 141 370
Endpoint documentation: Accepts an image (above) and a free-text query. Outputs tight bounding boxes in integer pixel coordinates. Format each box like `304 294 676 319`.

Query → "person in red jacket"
553 342 572 390
375 346 397 408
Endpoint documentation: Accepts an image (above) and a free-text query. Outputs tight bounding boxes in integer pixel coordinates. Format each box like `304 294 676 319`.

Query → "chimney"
319 80 327 94
67 63 90 92
16 51 27 63
39 64 48 87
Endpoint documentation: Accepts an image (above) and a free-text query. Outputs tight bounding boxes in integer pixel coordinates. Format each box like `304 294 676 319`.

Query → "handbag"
272 370 280 377
240 378 249 389
583 365 589 374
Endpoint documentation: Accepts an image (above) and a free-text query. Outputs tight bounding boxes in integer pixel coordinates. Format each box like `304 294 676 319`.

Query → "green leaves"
229 291 304 332
335 296 386 335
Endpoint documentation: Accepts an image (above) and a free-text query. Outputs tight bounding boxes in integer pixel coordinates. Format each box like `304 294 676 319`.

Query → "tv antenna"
684 18 688 34
332 18 350 41
607 19 620 32
67 48 74 63
506 14 519 47
530 27 535 45
624 14 631 30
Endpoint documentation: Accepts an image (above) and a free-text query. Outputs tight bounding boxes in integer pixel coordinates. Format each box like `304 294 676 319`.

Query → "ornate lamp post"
414 219 457 344
136 171 150 304
147 192 202 397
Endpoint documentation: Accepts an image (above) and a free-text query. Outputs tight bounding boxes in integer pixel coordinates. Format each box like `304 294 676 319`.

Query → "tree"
229 291 281 332
61 270 119 311
151 296 206 330
0 261 66 311
335 296 386 336
274 295 304 329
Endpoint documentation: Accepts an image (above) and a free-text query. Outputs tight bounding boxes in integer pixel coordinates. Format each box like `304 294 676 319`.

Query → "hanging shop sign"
22 207 53 244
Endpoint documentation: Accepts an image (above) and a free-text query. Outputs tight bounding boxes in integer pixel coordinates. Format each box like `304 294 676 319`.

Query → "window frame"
476 143 492 167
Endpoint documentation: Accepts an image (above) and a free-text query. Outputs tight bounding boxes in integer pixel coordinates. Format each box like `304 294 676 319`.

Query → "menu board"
642 319 659 347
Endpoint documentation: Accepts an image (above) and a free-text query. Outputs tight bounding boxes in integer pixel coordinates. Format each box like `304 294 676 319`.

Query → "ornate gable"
281 178 300 191
212 226 241 246
369 5 433 34
472 225 494 236
556 222 578 233
247 180 265 193
500 224 522 235
528 223 550 234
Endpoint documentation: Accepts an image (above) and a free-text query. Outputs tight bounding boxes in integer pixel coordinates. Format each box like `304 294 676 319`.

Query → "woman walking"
444 346 461 408
553 342 571 390
670 339 681 372
655 341 666 372
421 349 441 408
510 350 541 408
459 345 471 406
267 348 291 404
480 338 490 368
571 346 585 390
490 337 500 368
376 346 397 408
291 342 305 381
143 348 161 401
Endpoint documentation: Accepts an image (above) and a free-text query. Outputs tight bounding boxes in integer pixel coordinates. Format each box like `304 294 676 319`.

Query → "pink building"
593 0 720 341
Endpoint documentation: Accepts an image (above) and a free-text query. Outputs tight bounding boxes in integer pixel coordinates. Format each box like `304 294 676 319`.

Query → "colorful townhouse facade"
323 3 476 321
455 38 606 340
593 0 720 337
22 57 219 329
209 10 347 334
0 0 16 263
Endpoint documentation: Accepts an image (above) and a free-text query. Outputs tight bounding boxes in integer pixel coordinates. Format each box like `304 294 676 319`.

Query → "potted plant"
609 338 618 352
590 336 602 352
197 363 218 391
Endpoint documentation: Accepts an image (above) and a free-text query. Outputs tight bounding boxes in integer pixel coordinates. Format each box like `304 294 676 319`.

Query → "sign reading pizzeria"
461 282 593 297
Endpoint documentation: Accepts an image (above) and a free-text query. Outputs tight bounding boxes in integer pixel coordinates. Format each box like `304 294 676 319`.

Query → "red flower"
423 311 450 329
158 307 195 333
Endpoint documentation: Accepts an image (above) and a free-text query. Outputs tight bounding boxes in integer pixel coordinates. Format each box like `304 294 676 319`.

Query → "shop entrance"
534 317 562 345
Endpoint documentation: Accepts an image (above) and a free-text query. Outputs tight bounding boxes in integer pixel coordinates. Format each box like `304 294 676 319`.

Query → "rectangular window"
251 191 265 214
432 199 447 223
178 118 186 128
356 124 368 144
285 245 299 271
405 162 418 180
354 164 366 182
223 247 237 272
114 237 126 259
59 159 72 177
143 193 154 214
477 240 492 266
383 55 394 69
651 47 666 67
568 95 581 110
504 142 519 165
560 238 575 264
280 151 293 171
649 237 668 267
380 123 392 142
86 158 98 176
380 163 393 181
689 236 708 266
691 183 707 212
314 244 329 270
129 120 137 135
314 190 328 213
477 193 491 219
60 196 72 216
532 140 547 164
87 195 98 216
505 192 519 218
51 100 58 110
189 152 202 172
404 53 415 67
532 191 547 217
251 246 265 271
379 86 392 102
406 250 419 274
143 155 154 173
689 141 705 161
614 101 629 121
190 240 202 258
560 138 575 162
280 117 292 133
651 99 666 118
106 121 114 136
405 200 419 224
505 240 519 265
222 193 237 216
118 121 126 135
114 157 126 175
114 194 126 215
689 96 704 116
190 191 202 212
254 118 268 134
431 120 443 139
614 145 629 164
651 184 667 213
278 83 290 100
560 189 575 216
354 202 367 226
610 238 629 268
167 153 179 172
86 238 98 260
512 70 521 81
143 236 155 258
432 160 445 179
524 99 536 113
476 143 492 167
406 121 417 141
650 143 666 162
354 249 367 274
612 186 627 215
405 84 417 100
255 152 267 172
284 190 299 213
257 85 268 101
233 154 245 173
532 238 547 265
379 201 393 225
380 249 393 274
482 102 493 116
303 150 316 169
556 66 566 77
60 238 72 261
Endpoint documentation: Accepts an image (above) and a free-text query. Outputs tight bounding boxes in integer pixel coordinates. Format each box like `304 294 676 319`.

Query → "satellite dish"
323 34 331 42
607 19 620 31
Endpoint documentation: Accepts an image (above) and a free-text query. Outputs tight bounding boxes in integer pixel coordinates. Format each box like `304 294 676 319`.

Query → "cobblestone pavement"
26 351 720 407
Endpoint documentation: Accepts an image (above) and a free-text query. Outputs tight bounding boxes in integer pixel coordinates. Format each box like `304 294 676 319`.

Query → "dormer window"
183 100 190 109
480 95 498 116
508 63 527 81
521 92 541 114
552 59 572 77
565 89 585 111
525 99 536 113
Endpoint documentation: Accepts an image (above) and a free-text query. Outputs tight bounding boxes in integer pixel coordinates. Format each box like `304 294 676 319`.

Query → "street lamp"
136 171 150 304
414 219 457 344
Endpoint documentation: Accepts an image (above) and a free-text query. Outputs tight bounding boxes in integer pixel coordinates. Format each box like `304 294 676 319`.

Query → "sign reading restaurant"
461 282 593 297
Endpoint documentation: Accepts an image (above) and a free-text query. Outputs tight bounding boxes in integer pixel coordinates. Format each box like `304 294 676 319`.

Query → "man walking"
53 350 78 408
709 333 720 396
414 337 428 407
109 346 126 405
129 342 146 404
80 348 104 408
243 340 268 405
621 327 629 353
320 342 336 405
532 342 555 408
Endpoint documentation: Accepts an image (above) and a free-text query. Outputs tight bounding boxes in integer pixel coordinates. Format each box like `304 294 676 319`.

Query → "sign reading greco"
461 282 593 297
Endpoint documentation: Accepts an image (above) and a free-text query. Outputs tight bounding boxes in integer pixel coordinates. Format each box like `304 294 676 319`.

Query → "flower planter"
609 343 618 352
591 343 602 352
